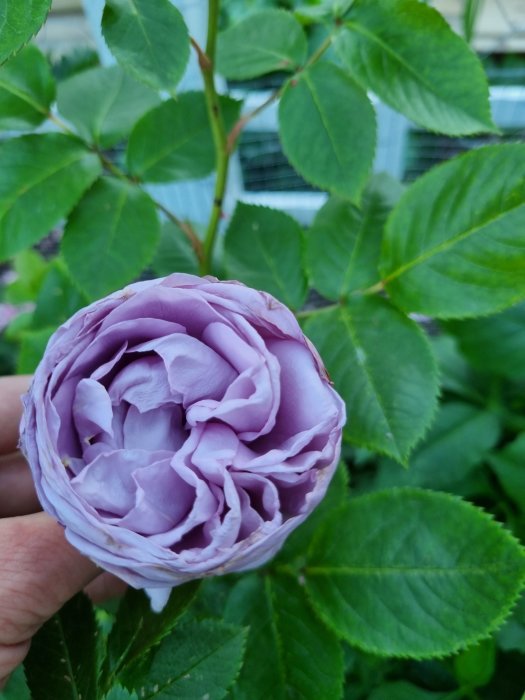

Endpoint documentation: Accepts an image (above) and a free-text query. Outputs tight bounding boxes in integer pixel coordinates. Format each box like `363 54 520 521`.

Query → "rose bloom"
21 274 345 610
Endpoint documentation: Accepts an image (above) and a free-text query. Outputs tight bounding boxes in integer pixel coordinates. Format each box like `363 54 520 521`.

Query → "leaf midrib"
56 616 81 700
265 576 287 697
341 198 376 296
384 199 525 283
0 147 91 220
135 119 210 175
0 74 49 115
303 71 346 172
306 564 523 576
230 42 296 69
126 0 164 78
92 69 125 144
143 628 244 699
344 19 488 126
339 305 403 459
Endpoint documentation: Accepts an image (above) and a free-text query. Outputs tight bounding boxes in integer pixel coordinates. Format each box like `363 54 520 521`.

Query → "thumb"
0 512 99 686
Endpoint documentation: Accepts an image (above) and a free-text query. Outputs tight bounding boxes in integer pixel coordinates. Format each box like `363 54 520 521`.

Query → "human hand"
0 376 125 690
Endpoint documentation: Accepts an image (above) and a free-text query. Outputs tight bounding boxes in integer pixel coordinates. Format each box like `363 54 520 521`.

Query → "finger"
0 512 99 647
85 572 127 604
0 375 32 454
0 640 30 691
0 452 40 517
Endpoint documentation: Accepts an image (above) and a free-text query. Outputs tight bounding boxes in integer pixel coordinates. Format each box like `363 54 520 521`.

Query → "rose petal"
73 378 114 442
123 405 186 452
118 459 194 534
133 333 237 407
71 449 171 515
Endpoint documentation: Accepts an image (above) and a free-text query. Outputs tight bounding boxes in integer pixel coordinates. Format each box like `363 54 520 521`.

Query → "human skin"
0 376 125 690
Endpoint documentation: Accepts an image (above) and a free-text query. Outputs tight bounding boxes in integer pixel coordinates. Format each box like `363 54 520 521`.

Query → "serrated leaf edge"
339 2 496 136
304 487 525 660
0 2 52 67
278 64 377 202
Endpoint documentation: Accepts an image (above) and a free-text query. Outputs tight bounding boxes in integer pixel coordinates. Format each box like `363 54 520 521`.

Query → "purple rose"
21 274 345 610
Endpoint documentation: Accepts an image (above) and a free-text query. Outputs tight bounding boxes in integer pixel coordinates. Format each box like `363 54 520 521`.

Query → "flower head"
21 274 345 610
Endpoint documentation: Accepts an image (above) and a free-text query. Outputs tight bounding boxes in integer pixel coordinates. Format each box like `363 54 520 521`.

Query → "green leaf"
447 301 525 381
488 434 525 513
304 297 438 462
380 144 525 318
142 619 247 699
0 0 51 65
279 61 375 200
368 682 450 700
62 177 160 300
127 93 241 182
225 574 343 700
370 402 501 492
335 0 495 135
0 44 54 130
430 334 484 403
306 174 403 300
224 203 307 310
216 9 307 80
3 310 33 343
57 65 160 148
16 326 54 373
102 0 189 92
32 259 87 330
0 133 101 261
187 577 237 622
104 688 138 700
497 592 525 653
454 638 495 689
305 488 525 658
0 666 30 700
277 462 349 564
151 221 199 277
24 593 98 700
4 249 48 303
103 584 198 691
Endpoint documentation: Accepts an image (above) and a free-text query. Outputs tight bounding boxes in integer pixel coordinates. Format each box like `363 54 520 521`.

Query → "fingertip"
0 453 40 517
0 375 32 454
0 513 99 645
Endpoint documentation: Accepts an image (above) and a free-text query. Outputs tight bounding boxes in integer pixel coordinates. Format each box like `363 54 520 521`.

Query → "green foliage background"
0 0 525 698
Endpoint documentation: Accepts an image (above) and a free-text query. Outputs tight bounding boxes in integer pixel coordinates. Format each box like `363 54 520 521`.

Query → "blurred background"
1 0 525 374
34 0 525 220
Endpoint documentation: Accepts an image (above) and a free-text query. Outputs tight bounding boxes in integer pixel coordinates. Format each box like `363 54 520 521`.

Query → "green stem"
295 303 339 320
47 111 75 136
304 32 334 69
227 88 281 153
196 0 228 275
196 21 338 274
356 279 385 296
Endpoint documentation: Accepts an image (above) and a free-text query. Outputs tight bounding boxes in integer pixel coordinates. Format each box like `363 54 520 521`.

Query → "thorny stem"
226 88 281 153
197 0 229 275
195 23 338 273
